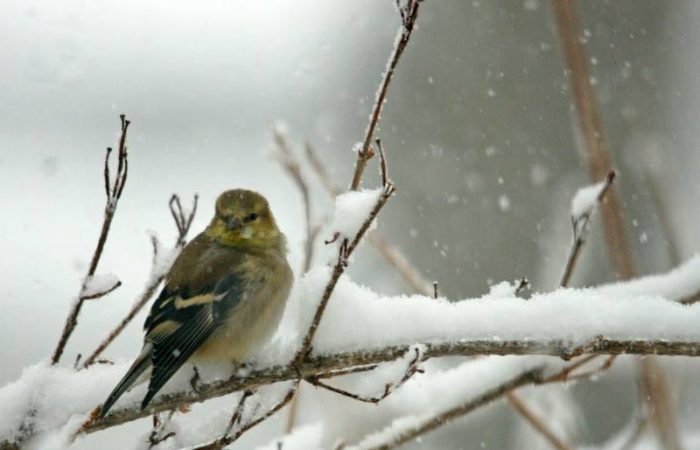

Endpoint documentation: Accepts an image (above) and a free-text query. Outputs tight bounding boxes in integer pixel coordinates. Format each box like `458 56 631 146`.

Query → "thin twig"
352 368 545 450
191 383 298 450
553 2 680 447
51 114 130 365
506 392 574 450
560 170 616 288
81 193 198 368
272 127 315 273
376 139 389 188
306 142 432 295
552 0 634 280
148 410 176 449
349 0 421 190
79 280 122 301
305 347 423 404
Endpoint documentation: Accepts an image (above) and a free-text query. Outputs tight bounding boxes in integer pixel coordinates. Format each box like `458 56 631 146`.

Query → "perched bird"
99 189 293 418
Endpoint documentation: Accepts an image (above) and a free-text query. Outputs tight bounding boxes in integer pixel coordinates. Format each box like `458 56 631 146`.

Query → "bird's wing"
140 272 243 409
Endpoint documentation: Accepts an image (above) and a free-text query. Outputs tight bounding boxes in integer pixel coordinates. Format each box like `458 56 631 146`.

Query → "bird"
99 189 293 418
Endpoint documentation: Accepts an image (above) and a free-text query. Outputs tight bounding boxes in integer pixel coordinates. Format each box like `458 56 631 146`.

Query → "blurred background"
1 0 699 448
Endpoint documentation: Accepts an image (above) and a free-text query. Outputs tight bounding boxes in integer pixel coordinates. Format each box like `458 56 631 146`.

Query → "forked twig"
51 114 130 365
305 347 423 404
191 383 298 450
349 0 421 190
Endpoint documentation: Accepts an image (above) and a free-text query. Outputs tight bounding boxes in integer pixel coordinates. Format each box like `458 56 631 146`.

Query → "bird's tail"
99 344 153 419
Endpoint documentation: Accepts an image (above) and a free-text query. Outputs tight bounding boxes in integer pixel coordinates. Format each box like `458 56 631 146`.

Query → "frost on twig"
51 114 130 366
79 274 122 301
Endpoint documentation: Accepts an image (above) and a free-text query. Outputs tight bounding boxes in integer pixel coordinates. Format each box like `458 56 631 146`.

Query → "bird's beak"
227 217 241 231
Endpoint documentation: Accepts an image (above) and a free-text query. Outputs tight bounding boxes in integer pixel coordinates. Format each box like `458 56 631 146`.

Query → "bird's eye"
245 213 259 222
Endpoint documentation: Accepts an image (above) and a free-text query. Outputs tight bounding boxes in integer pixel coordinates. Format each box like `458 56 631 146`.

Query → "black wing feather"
140 274 243 410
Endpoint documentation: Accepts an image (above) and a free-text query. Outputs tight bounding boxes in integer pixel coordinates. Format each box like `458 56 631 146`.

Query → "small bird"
99 189 293 418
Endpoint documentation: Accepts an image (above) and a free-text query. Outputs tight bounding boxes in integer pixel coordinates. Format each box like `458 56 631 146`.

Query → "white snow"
570 180 607 218
146 239 181 289
329 189 383 240
344 357 549 450
299 256 700 355
81 274 120 299
1 256 700 446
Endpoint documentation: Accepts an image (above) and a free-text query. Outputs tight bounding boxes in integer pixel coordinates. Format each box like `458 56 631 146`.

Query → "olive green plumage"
100 189 293 418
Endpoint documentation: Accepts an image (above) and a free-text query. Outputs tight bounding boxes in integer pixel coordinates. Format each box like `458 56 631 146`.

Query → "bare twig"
305 347 423 404
506 392 574 450
514 278 530 296
148 410 176 449
81 193 198 368
191 383 298 450
351 368 545 450
376 139 389 188
272 127 316 273
51 114 130 365
349 0 421 190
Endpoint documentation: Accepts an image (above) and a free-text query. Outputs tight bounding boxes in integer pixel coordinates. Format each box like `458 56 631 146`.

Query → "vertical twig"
506 392 573 450
552 0 634 281
552 2 681 448
560 171 616 287
271 127 316 273
349 0 421 190
51 115 130 365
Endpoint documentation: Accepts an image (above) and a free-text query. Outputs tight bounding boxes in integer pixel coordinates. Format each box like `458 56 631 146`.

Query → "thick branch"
72 338 700 435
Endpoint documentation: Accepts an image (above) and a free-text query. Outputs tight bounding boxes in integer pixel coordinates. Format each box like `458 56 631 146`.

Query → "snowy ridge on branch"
570 180 607 218
329 189 383 240
299 255 700 355
1 256 700 445
81 274 120 299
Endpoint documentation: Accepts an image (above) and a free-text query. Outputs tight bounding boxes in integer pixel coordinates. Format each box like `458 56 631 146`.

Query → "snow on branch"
2 257 700 447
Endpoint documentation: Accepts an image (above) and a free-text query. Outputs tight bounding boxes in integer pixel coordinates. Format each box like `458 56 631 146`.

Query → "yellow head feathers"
206 189 284 250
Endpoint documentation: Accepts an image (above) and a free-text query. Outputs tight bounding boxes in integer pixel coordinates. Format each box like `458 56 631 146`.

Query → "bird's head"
206 189 283 249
